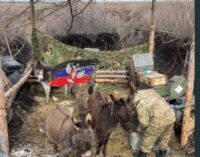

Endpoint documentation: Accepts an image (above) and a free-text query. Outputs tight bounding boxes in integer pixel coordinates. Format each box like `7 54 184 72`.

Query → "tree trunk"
181 33 195 146
149 0 156 53
0 58 9 155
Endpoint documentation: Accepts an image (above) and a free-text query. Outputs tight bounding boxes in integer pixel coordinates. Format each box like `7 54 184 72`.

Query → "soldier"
131 89 176 157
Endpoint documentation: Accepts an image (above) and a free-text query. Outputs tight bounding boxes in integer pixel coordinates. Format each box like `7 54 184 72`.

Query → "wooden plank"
95 79 128 83
96 70 128 74
96 74 128 79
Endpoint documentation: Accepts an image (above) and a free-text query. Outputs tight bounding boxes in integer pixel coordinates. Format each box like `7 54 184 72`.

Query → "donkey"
46 104 95 157
87 92 132 157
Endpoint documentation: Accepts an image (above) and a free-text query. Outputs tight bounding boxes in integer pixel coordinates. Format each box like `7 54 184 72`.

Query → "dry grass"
0 1 194 44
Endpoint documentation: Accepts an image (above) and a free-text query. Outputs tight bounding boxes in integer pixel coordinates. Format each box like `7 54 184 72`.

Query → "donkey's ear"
119 98 126 104
126 89 136 104
126 93 133 104
109 94 118 104
85 112 92 125
71 117 81 130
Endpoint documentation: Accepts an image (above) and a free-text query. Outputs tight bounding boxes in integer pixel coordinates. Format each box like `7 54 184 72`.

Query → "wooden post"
0 58 9 155
149 0 156 53
128 59 138 93
181 33 195 146
30 0 36 29
30 0 40 64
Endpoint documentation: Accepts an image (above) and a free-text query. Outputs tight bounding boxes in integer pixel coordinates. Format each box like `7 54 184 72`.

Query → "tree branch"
7 4 68 31
73 0 93 17
67 0 74 34
5 62 33 98
67 0 93 34
3 32 13 60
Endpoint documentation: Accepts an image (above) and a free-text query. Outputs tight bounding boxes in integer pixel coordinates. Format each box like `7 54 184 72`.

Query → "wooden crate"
136 71 168 86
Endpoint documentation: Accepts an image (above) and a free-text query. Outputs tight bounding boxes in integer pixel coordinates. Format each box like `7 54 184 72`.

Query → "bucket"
129 132 143 152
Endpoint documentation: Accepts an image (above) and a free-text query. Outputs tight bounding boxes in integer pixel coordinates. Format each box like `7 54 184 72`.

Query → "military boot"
155 149 167 157
133 151 147 157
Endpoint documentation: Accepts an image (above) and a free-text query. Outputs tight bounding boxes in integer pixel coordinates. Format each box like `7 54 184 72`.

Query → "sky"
0 0 193 2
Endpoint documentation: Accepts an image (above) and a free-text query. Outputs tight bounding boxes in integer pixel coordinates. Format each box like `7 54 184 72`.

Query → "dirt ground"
8 85 193 157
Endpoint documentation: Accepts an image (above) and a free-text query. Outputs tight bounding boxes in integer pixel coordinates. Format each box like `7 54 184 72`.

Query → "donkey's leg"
64 85 68 98
102 135 110 157
61 144 73 157
41 81 51 103
96 140 104 157
53 143 58 152
48 140 58 153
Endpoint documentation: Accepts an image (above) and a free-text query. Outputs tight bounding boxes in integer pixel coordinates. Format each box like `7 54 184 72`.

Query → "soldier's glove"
136 123 146 134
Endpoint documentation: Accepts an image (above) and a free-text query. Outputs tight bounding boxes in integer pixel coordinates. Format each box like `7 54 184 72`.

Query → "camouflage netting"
37 31 148 70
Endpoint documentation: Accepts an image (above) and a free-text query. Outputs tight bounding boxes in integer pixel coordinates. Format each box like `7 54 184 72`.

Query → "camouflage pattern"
132 89 176 154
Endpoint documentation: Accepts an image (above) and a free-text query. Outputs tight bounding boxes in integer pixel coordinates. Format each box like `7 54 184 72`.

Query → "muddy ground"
8 85 192 157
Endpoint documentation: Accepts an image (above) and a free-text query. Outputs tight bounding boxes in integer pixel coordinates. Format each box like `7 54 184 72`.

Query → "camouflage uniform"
132 90 176 155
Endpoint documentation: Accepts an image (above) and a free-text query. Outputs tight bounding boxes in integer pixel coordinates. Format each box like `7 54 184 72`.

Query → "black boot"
155 149 167 157
133 151 147 157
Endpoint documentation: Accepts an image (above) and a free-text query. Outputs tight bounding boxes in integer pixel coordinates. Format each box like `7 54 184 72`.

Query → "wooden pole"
149 0 156 53
0 58 9 155
30 0 36 29
128 59 138 92
181 33 195 146
30 0 40 64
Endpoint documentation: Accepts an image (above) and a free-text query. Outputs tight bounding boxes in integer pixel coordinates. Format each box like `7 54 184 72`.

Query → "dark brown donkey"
87 92 131 157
